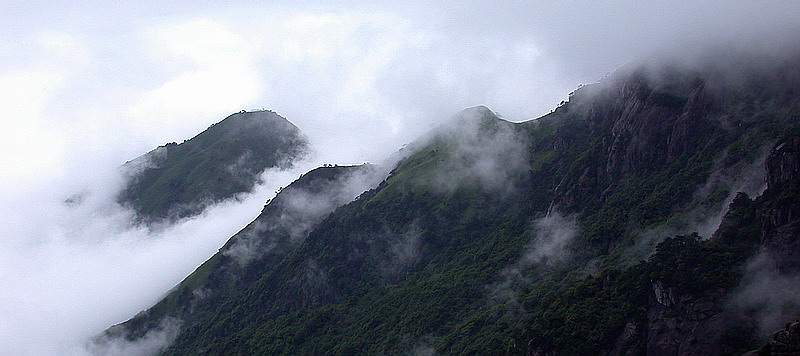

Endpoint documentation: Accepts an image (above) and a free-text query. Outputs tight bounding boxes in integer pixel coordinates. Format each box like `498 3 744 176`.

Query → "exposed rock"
552 69 719 219
606 321 645 356
757 321 800 355
647 281 728 356
761 135 800 271
643 136 800 356
766 136 800 189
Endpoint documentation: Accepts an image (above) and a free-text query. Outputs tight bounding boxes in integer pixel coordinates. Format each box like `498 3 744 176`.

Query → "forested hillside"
102 53 800 355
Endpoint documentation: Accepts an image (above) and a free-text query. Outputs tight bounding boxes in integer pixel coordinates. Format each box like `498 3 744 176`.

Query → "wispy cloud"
729 252 800 336
87 317 181 356
0 166 309 355
491 212 578 305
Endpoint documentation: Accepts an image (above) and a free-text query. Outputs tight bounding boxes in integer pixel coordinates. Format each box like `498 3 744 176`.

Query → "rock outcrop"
757 321 800 356
644 134 800 356
548 68 724 229
646 281 728 355
761 134 800 272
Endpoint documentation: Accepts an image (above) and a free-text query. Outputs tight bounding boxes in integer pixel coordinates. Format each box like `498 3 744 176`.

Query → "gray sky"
3 2 800 177
1 2 799 354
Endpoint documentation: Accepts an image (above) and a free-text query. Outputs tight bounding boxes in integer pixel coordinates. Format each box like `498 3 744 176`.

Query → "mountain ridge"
118 109 308 225
100 52 800 355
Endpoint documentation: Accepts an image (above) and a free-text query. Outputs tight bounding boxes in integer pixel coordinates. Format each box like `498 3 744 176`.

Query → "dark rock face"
761 135 800 272
595 73 709 175
644 134 800 356
766 137 800 189
550 70 721 219
522 61 800 355
646 281 727 356
604 80 703 176
607 321 645 356
758 321 800 356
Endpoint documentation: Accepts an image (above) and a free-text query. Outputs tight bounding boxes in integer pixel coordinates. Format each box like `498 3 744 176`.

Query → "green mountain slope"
118 110 308 224
105 54 800 355
99 164 385 348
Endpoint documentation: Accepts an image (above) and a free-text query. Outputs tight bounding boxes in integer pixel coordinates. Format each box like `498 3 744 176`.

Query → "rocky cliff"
762 135 800 272
641 131 800 356
758 321 800 355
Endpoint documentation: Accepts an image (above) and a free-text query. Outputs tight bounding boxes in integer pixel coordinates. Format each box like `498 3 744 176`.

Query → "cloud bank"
0 165 310 355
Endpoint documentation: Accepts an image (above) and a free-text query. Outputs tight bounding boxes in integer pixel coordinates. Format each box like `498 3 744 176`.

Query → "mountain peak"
455 105 499 122
118 109 308 224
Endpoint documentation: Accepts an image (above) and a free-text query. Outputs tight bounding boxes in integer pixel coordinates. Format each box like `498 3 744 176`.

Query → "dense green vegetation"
107 59 800 355
118 110 307 223
514 192 763 355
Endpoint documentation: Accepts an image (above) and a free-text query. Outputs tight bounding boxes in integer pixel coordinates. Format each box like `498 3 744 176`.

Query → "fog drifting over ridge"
6 2 800 185
1 2 800 355
0 164 325 355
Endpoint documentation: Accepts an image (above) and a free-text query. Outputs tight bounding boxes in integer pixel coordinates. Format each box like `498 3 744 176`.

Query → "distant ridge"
118 110 308 224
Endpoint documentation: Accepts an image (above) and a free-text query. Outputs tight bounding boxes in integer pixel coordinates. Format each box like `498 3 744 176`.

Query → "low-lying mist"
222 162 393 268
0 161 320 355
490 212 579 307
729 252 800 337
401 106 531 195
624 147 770 262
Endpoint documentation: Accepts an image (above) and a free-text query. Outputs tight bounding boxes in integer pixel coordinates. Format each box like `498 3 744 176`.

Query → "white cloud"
0 70 67 181
127 19 263 136
0 166 308 355
0 31 89 186
35 31 92 66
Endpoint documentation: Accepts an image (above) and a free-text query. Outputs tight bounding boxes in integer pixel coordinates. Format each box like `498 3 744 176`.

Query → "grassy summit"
118 110 307 224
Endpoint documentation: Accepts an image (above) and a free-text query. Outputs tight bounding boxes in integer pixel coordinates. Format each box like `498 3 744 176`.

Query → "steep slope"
105 52 800 355
97 164 384 351
118 110 308 224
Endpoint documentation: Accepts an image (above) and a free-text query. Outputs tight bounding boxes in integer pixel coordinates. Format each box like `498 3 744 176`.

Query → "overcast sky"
1 2 799 355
